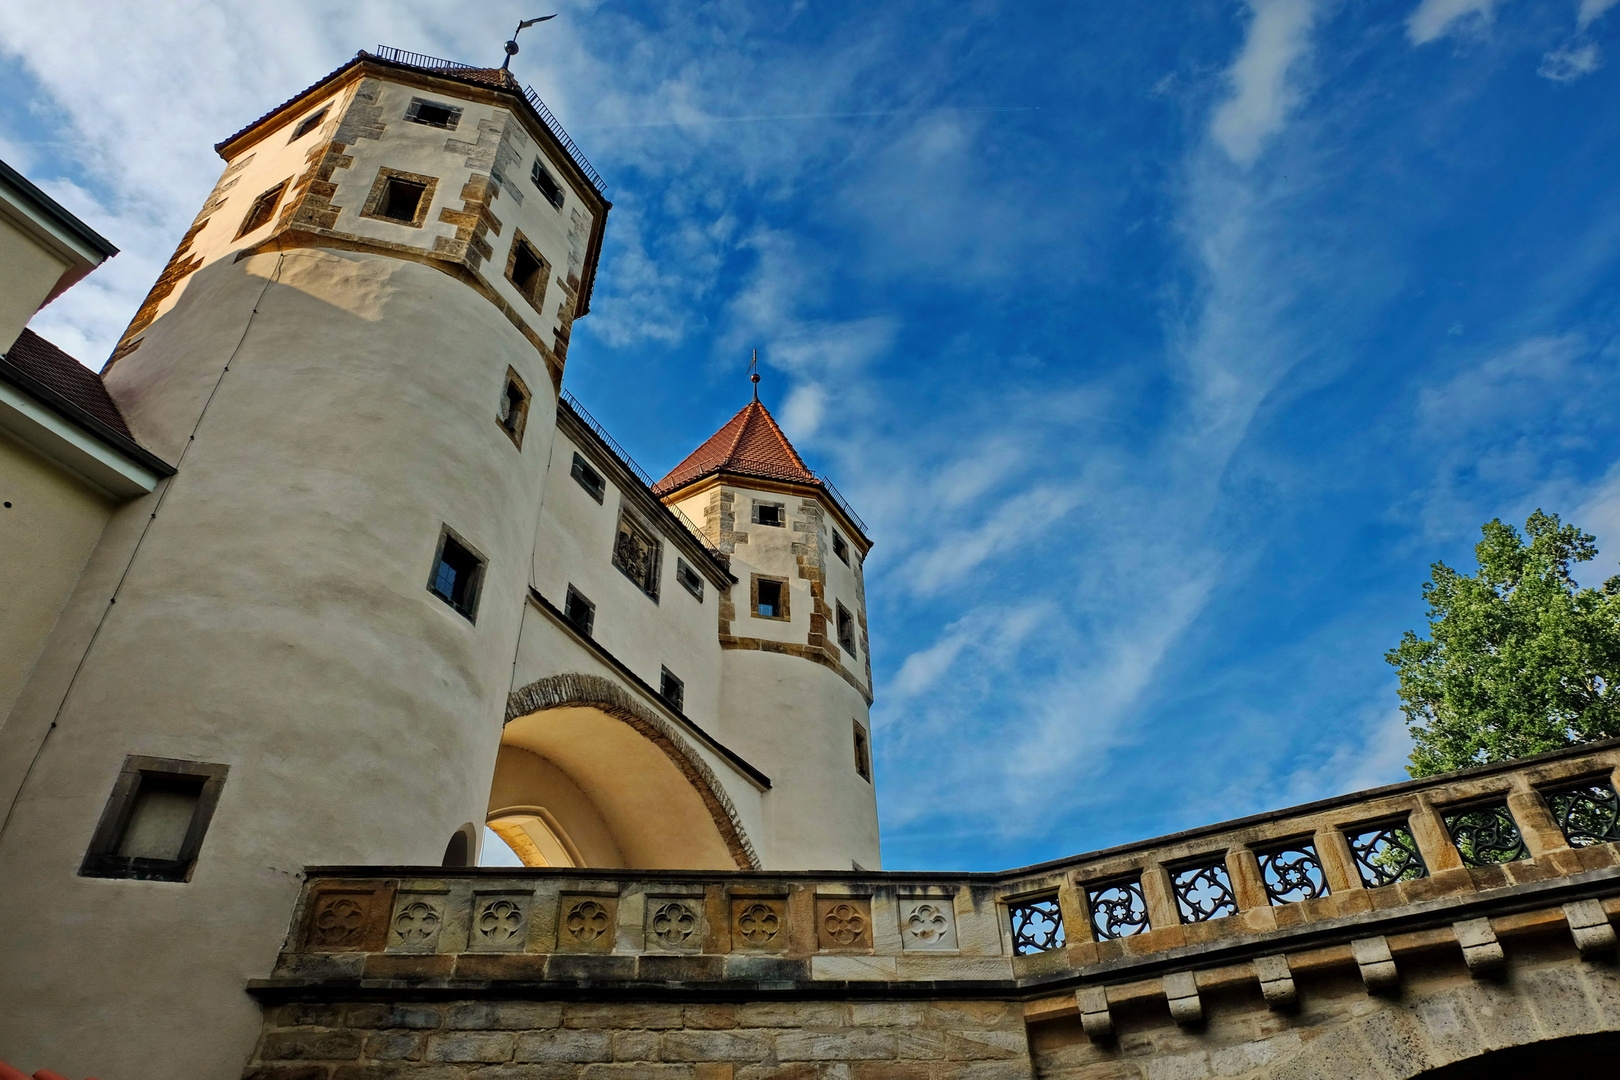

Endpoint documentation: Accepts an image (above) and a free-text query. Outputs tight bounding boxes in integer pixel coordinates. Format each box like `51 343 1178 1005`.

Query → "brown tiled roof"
3 328 132 437
653 399 818 495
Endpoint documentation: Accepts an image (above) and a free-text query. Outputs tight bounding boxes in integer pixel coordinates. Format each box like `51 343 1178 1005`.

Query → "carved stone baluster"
1139 864 1179 931
1313 827 1360 894
1506 777 1569 858
1408 795 1465 873
1226 846 1268 910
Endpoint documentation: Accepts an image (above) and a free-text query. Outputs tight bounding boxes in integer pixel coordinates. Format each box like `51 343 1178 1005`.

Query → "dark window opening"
509 239 547 301
660 667 685 712
564 585 595 636
755 576 786 619
676 558 704 600
235 180 288 239
833 531 850 565
406 98 462 130
571 453 605 503
853 722 872 782
497 368 531 448
836 602 856 655
613 513 661 600
380 177 427 223
754 502 785 527
290 107 329 141
429 530 483 620
531 159 565 209
80 756 228 883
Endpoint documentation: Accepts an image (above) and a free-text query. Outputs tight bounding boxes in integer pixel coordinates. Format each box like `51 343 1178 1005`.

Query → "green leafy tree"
1387 510 1620 777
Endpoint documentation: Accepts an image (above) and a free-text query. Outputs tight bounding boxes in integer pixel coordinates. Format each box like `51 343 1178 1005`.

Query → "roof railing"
372 45 606 195
815 474 869 538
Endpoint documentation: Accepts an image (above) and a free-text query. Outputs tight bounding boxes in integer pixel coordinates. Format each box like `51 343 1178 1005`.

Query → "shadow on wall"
1417 1032 1620 1077
1 1060 101 1080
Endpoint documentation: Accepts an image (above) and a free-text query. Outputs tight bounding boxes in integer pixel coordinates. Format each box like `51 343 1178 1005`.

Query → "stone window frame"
404 96 463 130
80 755 229 883
531 158 566 210
832 529 850 565
836 601 857 656
359 166 438 229
496 366 531 449
288 105 329 142
504 228 552 316
675 557 704 601
570 452 606 503
428 525 486 623
751 573 791 622
853 720 872 782
234 179 290 240
659 666 685 713
612 508 662 603
564 584 596 637
752 500 786 527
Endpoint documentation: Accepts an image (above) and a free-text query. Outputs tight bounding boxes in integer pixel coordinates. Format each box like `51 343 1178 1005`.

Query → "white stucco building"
0 49 877 1079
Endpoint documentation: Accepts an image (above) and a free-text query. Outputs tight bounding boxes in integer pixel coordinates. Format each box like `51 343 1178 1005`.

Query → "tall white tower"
658 391 880 870
0 50 608 1078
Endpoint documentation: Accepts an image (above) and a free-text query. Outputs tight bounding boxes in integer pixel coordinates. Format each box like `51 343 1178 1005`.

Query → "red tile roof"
653 399 818 495
3 328 133 438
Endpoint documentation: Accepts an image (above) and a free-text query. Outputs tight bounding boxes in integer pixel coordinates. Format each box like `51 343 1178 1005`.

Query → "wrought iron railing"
372 46 606 195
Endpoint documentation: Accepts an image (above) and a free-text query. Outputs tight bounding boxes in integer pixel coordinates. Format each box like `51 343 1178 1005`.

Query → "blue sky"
5 0 1620 872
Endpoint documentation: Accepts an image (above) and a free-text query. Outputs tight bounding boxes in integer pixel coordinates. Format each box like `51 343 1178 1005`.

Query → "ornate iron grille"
1170 861 1238 923
1443 802 1528 866
1346 822 1427 888
1007 895 1064 955
1087 879 1150 939
1545 782 1620 847
1257 843 1329 905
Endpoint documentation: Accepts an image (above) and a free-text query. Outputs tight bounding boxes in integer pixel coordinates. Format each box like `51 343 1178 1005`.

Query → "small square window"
497 367 531 448
405 97 462 130
753 575 789 620
290 106 329 142
429 528 484 621
676 558 704 600
80 756 229 883
571 453 605 503
234 180 289 239
753 501 785 527
832 531 850 565
531 159 566 209
564 585 595 637
505 232 551 312
836 602 856 655
613 512 661 600
361 168 437 228
853 721 871 783
659 667 685 712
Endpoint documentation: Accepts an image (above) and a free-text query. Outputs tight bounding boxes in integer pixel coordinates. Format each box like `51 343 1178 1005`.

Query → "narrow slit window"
853 721 871 782
836 602 856 655
676 558 704 600
531 159 565 209
660 667 685 712
570 453 606 502
428 529 484 621
754 576 788 620
81 757 228 883
832 530 850 565
405 98 462 130
496 368 531 448
290 106 328 141
234 180 288 239
564 585 595 637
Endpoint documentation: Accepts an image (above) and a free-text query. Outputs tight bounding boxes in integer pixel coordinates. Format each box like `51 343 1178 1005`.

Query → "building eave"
660 470 874 555
0 360 174 498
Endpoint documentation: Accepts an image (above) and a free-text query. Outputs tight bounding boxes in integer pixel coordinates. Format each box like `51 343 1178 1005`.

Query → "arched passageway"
1414 1032 1620 1077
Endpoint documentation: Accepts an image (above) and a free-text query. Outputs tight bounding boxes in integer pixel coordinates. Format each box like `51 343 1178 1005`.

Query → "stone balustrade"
246 740 1620 1079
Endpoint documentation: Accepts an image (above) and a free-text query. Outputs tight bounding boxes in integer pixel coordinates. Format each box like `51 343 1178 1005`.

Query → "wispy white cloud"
1407 0 1506 45
1540 42 1603 80
1578 0 1620 30
1210 0 1318 167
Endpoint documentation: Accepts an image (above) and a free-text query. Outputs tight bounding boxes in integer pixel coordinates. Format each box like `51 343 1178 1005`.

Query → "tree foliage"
1387 510 1620 777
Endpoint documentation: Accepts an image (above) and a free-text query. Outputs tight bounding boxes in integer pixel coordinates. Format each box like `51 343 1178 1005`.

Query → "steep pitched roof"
653 399 817 495
3 328 133 437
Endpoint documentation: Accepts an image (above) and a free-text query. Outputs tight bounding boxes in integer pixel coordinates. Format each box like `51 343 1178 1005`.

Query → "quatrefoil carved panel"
649 901 700 950
900 900 958 951
815 897 873 951
731 899 785 950
469 896 529 951
560 897 617 951
389 897 444 951
307 893 374 949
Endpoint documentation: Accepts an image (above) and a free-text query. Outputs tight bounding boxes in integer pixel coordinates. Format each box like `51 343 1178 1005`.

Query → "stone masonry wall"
245 999 1032 1080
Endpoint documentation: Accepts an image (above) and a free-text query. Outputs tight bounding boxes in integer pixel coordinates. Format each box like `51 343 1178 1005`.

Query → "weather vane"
749 349 760 400
501 14 556 70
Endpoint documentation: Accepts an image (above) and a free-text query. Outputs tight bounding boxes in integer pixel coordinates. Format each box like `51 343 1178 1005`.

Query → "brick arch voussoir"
505 673 760 870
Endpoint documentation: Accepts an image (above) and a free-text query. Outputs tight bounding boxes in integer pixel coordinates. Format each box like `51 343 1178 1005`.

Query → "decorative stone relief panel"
468 893 531 953
898 897 959 951
645 898 703 953
386 892 447 953
558 894 618 952
731 897 786 951
815 896 874 952
302 888 388 951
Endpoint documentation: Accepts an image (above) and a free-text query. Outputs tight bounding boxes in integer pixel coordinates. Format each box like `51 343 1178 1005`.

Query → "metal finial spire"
501 14 556 70
749 349 760 401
